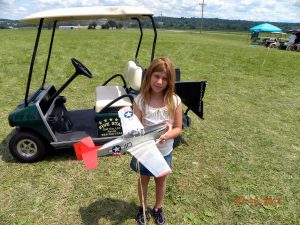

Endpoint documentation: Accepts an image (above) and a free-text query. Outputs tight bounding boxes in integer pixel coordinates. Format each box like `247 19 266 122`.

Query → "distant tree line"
152 17 300 32
0 19 24 29
1 17 299 32
88 20 123 29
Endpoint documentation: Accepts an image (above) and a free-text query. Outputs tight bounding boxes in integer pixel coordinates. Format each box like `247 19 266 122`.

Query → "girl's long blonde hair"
140 57 176 121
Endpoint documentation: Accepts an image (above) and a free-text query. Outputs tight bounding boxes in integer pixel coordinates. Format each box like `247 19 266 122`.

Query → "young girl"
130 58 182 225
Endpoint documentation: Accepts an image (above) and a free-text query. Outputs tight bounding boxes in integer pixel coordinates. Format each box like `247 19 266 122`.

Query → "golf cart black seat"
95 61 143 113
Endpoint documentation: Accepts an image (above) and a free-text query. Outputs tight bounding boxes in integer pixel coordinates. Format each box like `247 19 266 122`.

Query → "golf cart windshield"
22 6 157 107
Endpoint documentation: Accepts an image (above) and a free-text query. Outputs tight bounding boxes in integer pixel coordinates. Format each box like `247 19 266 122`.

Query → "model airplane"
74 106 171 177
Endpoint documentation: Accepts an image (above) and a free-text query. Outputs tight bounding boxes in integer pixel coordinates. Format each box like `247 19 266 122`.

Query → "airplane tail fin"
74 137 100 170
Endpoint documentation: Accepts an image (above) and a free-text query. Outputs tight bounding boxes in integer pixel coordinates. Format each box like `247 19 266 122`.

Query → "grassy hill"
0 29 299 224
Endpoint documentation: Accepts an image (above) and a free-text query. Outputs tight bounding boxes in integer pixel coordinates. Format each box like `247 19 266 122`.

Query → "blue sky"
0 0 299 23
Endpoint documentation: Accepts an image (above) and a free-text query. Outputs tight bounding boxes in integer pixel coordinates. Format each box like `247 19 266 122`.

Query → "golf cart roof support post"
25 18 44 107
149 16 157 62
42 20 57 89
132 17 143 62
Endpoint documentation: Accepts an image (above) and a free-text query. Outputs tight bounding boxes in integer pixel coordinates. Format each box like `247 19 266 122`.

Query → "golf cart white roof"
22 6 154 24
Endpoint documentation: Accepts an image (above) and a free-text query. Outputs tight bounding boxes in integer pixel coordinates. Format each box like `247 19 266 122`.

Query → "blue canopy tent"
250 23 282 32
249 23 283 45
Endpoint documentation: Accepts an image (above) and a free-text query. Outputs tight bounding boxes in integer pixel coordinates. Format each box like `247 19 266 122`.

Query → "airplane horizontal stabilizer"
82 149 98 170
128 140 171 177
74 136 100 170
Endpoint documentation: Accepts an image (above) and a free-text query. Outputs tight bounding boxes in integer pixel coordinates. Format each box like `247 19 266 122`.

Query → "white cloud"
18 6 27 11
0 0 14 10
0 0 17 19
0 0 13 4
240 0 253 6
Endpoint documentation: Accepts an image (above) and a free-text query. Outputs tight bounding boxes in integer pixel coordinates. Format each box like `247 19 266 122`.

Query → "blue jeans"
130 152 172 177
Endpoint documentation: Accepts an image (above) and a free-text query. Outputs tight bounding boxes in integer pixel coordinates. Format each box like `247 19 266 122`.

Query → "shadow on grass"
79 198 137 225
0 131 15 162
45 147 77 162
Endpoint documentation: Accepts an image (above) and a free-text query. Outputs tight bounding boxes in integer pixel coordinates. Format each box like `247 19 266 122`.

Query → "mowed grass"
0 29 299 225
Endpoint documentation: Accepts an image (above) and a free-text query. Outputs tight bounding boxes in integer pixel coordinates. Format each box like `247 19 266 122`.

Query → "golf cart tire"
9 130 47 162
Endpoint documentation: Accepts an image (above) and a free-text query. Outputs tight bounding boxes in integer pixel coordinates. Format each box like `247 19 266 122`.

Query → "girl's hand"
159 134 168 144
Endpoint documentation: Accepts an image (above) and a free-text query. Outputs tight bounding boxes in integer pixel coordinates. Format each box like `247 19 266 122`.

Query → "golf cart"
8 6 207 162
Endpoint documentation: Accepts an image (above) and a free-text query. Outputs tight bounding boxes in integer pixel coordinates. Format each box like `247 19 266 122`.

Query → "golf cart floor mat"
54 109 97 142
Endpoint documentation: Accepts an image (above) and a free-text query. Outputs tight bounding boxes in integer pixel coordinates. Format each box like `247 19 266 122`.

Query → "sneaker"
153 208 165 225
136 207 150 225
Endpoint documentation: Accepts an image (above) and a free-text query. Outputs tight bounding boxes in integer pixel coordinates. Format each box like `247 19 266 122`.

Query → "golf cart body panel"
8 85 57 142
8 6 207 162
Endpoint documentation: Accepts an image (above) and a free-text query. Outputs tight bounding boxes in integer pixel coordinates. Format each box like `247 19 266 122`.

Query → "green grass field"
0 29 299 225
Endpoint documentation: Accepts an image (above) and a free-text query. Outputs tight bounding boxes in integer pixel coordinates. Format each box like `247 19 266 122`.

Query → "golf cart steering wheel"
71 58 93 78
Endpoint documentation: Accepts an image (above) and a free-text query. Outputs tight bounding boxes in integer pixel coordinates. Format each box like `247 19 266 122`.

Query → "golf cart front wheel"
9 131 47 162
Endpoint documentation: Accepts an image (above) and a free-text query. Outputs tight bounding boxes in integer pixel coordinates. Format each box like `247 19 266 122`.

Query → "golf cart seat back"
95 86 132 113
95 61 143 113
124 61 143 91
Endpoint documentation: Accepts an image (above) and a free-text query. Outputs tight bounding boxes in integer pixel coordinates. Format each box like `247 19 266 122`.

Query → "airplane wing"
119 107 171 176
128 140 171 177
